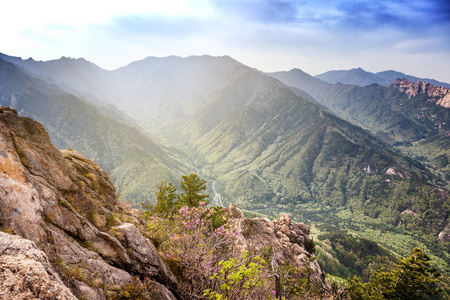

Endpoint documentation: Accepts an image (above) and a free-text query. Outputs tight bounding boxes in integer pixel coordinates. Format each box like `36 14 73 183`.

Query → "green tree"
154 180 177 216
346 247 442 299
178 173 209 207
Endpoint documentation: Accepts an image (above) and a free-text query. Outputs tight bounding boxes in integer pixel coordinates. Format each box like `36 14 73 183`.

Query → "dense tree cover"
346 248 442 299
317 232 396 281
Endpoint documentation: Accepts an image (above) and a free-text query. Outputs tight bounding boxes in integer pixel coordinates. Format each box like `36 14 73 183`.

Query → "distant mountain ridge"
315 67 450 88
270 68 450 145
315 67 391 86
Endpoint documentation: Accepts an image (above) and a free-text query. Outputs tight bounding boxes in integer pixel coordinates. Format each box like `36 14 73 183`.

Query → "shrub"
204 251 271 300
145 202 239 298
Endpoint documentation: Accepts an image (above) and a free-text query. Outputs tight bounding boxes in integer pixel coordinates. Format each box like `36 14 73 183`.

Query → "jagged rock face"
0 232 77 299
226 204 331 293
392 78 450 108
0 106 176 299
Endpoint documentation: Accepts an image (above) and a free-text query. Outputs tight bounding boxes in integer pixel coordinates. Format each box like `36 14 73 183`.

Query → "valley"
0 52 449 289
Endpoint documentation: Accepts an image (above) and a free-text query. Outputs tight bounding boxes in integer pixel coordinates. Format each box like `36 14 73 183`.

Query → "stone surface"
0 232 77 300
392 78 450 108
0 106 176 299
226 205 331 294
114 223 178 289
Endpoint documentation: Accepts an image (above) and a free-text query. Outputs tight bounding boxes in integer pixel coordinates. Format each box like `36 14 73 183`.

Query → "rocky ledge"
392 78 450 108
226 204 331 293
0 106 176 299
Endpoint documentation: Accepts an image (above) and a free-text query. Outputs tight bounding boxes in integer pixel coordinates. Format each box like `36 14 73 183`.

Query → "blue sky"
1 0 450 82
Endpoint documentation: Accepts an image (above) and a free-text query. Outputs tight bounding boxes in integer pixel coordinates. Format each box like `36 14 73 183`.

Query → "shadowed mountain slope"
0 58 189 202
270 69 450 148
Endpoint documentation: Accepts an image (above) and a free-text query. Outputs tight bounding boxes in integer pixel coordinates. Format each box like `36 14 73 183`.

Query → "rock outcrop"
0 232 77 300
0 106 176 299
226 204 331 294
392 78 450 108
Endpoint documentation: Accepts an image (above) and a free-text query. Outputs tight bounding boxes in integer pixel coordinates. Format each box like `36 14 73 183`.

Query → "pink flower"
272 291 276 295
166 254 171 258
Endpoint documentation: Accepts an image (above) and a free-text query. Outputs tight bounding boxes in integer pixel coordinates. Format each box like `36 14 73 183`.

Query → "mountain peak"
315 67 388 86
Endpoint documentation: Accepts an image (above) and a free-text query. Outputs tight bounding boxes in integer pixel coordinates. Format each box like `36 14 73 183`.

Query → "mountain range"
315 67 450 89
0 52 449 281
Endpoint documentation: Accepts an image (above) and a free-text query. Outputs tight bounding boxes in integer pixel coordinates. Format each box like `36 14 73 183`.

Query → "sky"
1 0 450 82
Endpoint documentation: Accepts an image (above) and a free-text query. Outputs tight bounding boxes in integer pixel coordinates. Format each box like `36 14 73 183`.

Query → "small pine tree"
346 247 442 299
177 173 209 207
154 180 177 216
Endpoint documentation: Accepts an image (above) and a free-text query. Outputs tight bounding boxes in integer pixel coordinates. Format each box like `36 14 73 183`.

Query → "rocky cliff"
392 78 450 108
0 106 177 299
226 204 331 294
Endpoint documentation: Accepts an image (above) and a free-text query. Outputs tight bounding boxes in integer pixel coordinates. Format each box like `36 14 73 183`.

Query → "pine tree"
154 180 177 216
177 173 209 207
346 247 442 299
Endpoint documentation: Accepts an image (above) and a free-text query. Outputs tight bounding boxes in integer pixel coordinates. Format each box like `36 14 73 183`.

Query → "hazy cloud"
2 0 450 82
106 14 204 38
212 0 300 24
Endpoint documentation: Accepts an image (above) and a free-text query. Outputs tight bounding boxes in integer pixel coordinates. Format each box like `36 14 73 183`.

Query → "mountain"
376 70 450 89
270 69 450 147
315 67 391 86
314 67 450 88
191 71 449 239
2 53 449 277
392 78 450 108
0 53 272 142
0 57 190 202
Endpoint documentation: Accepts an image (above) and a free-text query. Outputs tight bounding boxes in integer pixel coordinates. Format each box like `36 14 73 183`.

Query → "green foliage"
209 207 228 230
154 180 177 216
204 251 270 300
118 277 159 300
177 173 210 207
144 201 237 299
278 260 324 298
346 248 442 299
317 232 396 281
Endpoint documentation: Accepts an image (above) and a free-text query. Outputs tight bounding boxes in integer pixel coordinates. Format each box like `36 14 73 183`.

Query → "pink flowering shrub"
120 201 138 213
145 201 239 298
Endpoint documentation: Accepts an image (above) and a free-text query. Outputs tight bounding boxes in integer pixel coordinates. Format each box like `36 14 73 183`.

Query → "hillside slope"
0 106 331 298
0 58 190 202
270 69 450 146
192 74 449 246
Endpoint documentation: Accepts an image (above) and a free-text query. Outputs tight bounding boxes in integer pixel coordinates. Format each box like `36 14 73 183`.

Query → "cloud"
2 0 450 82
105 14 205 38
212 0 301 24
